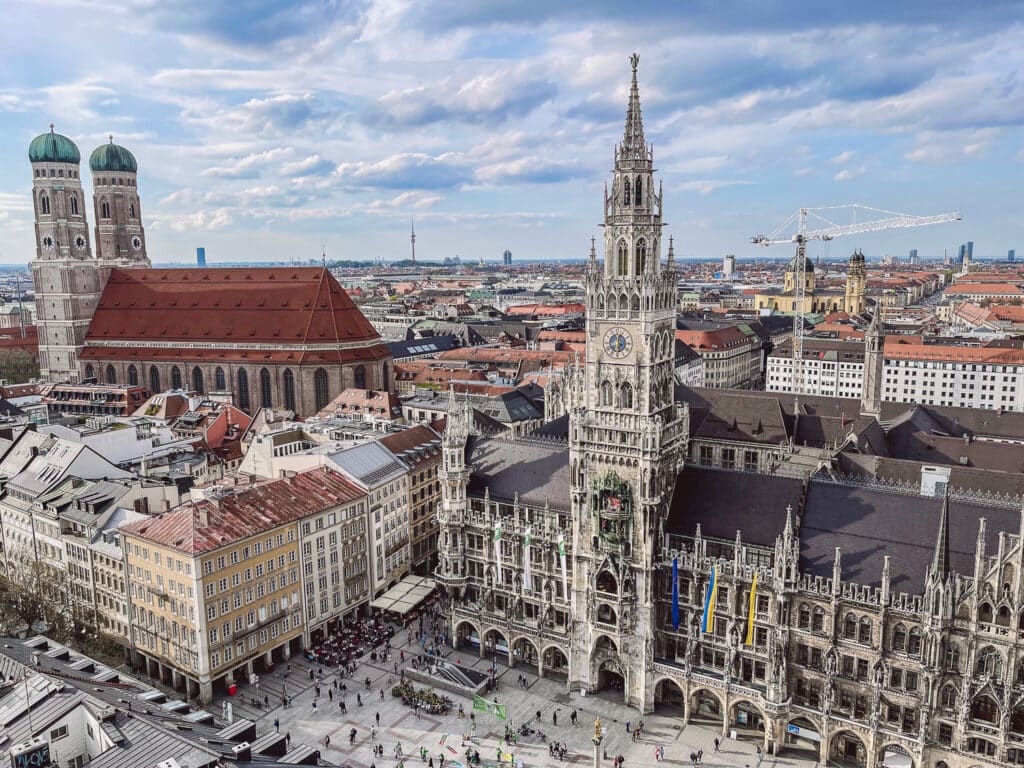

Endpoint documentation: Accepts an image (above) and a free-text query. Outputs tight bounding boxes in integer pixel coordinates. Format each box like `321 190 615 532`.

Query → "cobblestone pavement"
199 628 823 768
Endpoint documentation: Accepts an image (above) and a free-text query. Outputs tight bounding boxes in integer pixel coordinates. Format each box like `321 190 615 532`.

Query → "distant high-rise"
908 248 918 265
723 253 735 278
1009 249 1016 263
196 247 206 268
410 221 416 262
502 249 512 267
966 241 974 260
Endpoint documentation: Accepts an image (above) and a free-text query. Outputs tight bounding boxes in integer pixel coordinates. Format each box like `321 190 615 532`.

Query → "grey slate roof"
799 480 1013 593
466 436 570 510
666 467 804 546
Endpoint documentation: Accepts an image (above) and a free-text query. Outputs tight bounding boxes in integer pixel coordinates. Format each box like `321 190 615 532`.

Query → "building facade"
436 55 1024 768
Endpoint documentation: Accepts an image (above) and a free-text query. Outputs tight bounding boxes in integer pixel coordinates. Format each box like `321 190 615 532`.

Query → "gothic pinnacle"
622 52 646 155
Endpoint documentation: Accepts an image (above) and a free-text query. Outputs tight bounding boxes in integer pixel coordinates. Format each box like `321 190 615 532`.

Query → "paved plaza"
205 629 822 768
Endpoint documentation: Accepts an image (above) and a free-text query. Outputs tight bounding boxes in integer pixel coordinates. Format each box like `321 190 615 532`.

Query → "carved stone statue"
594 717 603 742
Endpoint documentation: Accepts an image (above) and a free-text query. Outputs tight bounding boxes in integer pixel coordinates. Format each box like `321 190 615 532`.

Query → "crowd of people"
303 615 397 668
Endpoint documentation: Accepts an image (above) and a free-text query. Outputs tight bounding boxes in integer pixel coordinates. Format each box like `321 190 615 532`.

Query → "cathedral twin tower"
28 127 151 381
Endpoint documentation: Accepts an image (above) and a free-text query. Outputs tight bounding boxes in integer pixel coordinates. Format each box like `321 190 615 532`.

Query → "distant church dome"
787 253 815 273
28 125 80 164
90 138 137 173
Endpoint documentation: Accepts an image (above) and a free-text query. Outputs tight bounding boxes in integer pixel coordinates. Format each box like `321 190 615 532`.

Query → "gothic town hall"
437 56 1024 768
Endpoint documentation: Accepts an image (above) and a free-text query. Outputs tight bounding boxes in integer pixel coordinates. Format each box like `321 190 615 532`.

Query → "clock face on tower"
41 235 54 249
75 235 86 250
604 327 633 359
131 236 143 251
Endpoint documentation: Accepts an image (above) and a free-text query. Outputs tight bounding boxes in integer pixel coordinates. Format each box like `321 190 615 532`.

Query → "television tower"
410 220 416 263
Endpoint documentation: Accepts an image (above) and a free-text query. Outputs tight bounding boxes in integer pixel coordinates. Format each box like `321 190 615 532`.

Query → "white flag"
522 528 533 591
494 521 502 585
557 533 568 600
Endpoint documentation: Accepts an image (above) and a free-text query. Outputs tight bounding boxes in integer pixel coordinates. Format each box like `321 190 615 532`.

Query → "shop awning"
369 575 437 613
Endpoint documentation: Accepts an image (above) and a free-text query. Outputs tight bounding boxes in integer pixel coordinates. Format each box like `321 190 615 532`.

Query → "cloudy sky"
1 0 1021 265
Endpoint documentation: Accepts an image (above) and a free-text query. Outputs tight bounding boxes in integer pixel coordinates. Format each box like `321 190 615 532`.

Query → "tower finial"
589 236 597 264
109 134 114 144
622 53 646 156
49 123 54 133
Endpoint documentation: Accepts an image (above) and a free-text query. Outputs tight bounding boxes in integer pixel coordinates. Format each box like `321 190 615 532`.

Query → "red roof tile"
84 268 389 363
121 467 365 555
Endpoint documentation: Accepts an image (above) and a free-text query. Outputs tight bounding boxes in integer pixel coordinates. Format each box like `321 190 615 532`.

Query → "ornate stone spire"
929 491 951 581
621 52 646 159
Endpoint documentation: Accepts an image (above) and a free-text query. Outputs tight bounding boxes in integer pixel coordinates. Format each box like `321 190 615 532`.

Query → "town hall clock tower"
567 54 688 712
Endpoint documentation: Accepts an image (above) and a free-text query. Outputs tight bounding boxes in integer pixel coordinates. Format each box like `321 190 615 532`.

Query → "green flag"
473 695 507 721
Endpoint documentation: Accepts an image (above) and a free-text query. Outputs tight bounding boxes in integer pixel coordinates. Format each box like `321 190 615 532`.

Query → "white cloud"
830 150 855 164
201 148 294 179
833 166 866 181
169 208 233 232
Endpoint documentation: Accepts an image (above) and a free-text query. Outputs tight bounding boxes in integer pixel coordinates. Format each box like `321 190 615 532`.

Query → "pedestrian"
264 694 269 707
697 749 703 764
376 712 381 725
689 753 696 767
440 754 446 768
625 721 630 733
350 727 357 745
274 718 280 732
329 689 334 702
312 700 317 713
286 732 292 746
341 701 348 714
358 693 363 707
553 711 558 726
325 735 331 748
310 669 315 680
429 758 434 768
713 738 720 754
380 689 385 701
537 710 542 723
571 709 577 726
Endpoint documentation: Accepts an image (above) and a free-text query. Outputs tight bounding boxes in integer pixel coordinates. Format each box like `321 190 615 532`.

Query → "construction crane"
751 204 961 396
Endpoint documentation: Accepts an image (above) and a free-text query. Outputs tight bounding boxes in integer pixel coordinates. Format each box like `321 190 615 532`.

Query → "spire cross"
49 123 54 133
109 134 114 143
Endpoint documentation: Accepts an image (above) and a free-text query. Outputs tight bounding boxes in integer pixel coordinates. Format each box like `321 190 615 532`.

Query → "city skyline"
0 1 1022 265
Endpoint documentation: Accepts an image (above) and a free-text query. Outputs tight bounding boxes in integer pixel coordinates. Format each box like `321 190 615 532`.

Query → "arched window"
607 293 617 313
171 366 182 389
282 369 296 411
976 648 1002 678
811 606 825 631
617 240 628 275
40 195 50 215
979 602 994 623
214 367 226 391
630 294 640 311
129 200 136 219
940 685 957 708
70 195 78 215
797 604 810 629
192 367 204 394
84 364 95 380
623 179 630 206
843 613 857 639
149 366 161 393
635 238 647 273
259 368 272 408
600 380 613 407
892 624 907 652
314 368 330 412
127 364 138 386
620 381 633 409
237 368 250 411
635 176 642 205
105 364 116 384
100 198 110 219
907 627 923 656
944 643 960 670
353 365 366 390
858 617 872 644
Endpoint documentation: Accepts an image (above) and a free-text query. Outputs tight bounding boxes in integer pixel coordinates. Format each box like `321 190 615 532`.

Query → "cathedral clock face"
131 236 143 251
604 327 633 359
74 235 86 250
41 235 54 250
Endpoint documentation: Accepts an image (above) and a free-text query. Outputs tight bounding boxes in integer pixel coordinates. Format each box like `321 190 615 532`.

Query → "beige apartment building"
121 468 363 703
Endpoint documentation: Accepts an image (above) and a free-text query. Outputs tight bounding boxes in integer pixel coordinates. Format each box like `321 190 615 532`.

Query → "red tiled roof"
676 326 753 350
120 467 365 555
885 343 1024 364
83 268 389 363
946 283 1023 295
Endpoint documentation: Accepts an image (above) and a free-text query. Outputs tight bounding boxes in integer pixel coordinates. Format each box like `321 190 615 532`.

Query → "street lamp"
592 717 603 768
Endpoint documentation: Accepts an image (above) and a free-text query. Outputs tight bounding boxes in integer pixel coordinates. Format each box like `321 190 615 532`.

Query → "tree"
0 552 76 640
0 348 40 382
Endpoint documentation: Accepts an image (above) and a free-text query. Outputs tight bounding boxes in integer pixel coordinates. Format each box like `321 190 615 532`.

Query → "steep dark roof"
466 437 570 510
694 393 788 444
799 480 1011 593
666 467 804 546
